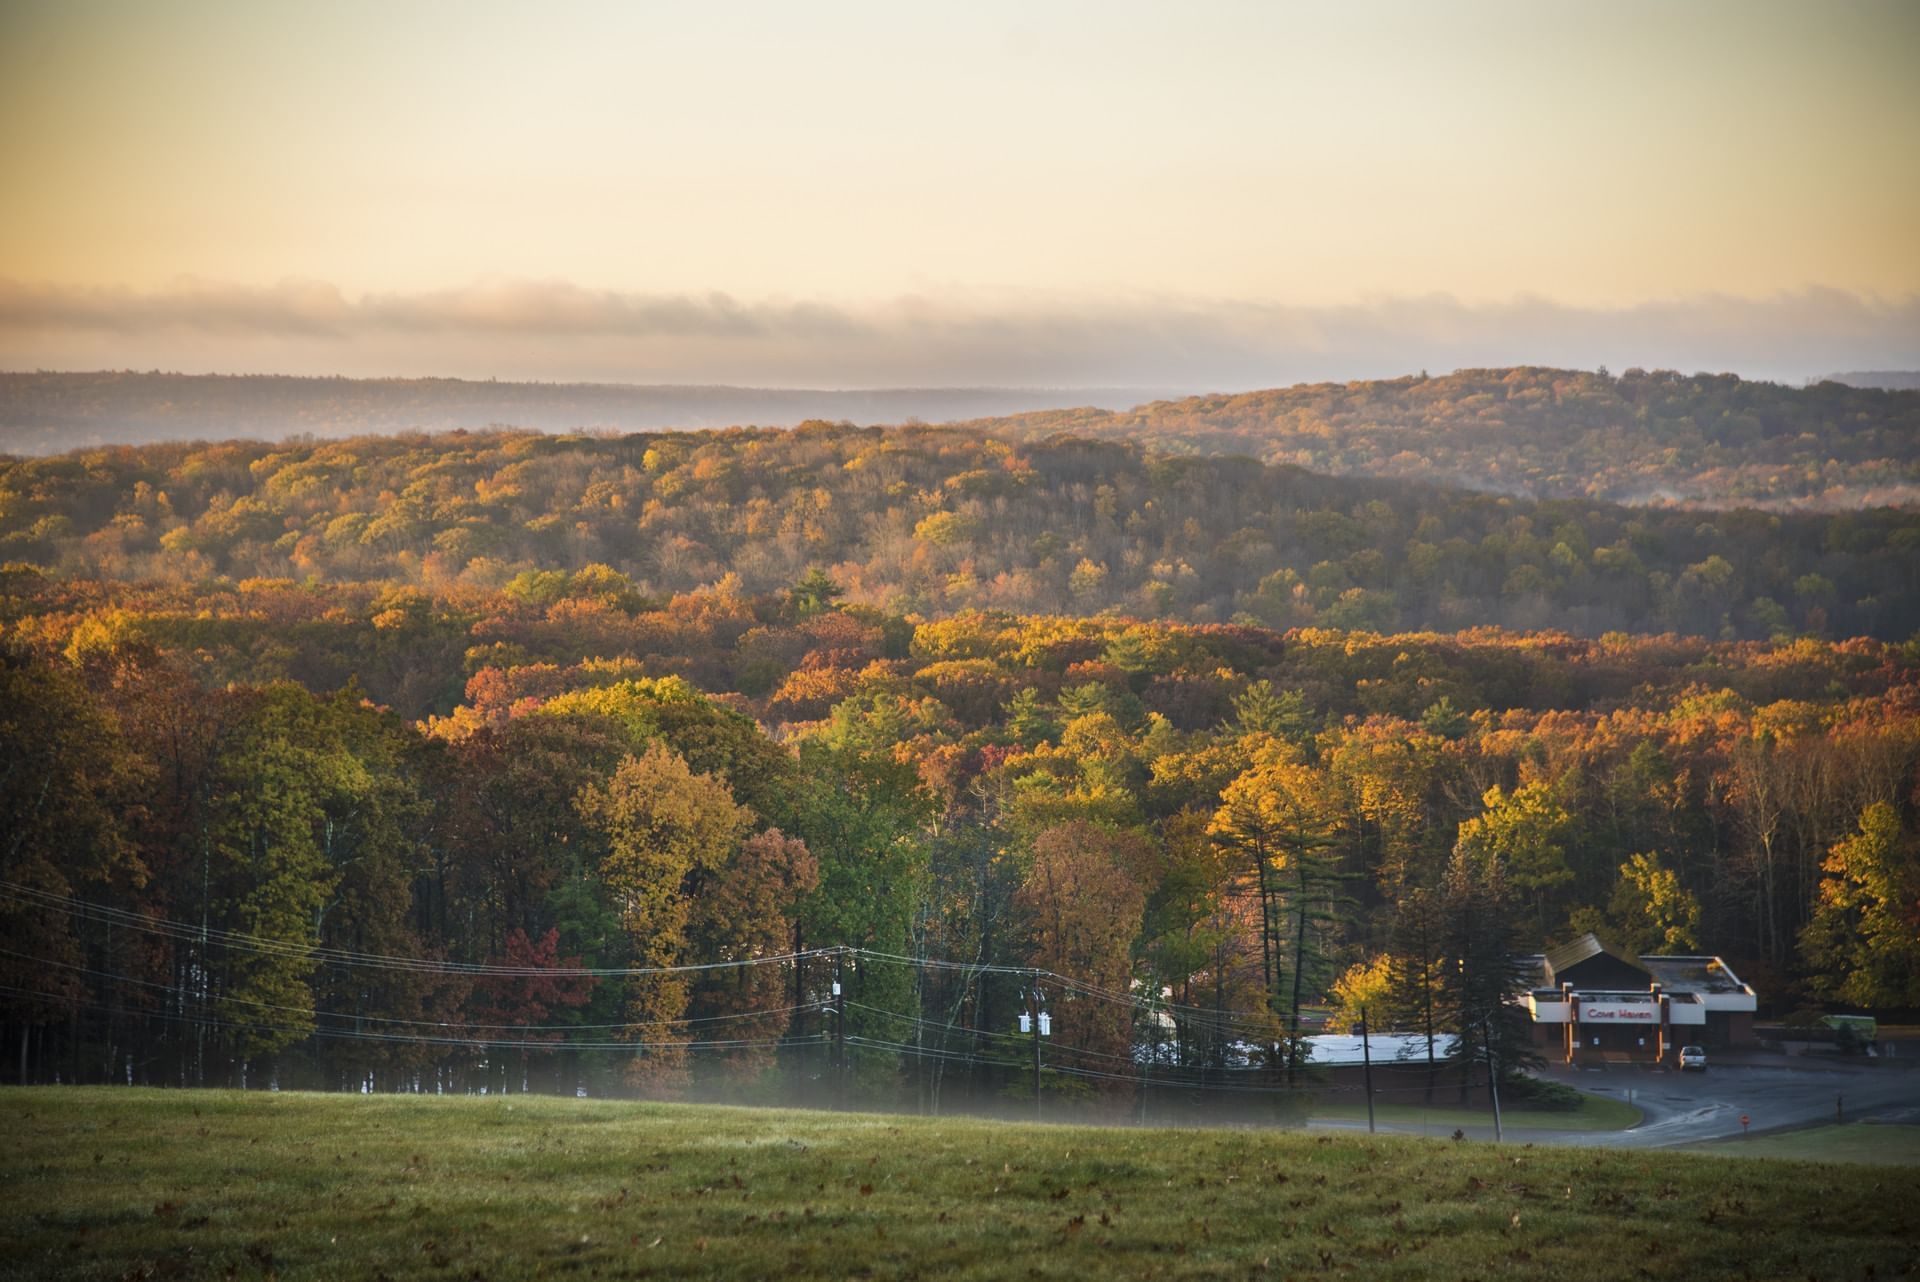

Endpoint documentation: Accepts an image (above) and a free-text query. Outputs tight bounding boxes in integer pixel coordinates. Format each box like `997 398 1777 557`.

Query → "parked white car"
1678 1045 1707 1071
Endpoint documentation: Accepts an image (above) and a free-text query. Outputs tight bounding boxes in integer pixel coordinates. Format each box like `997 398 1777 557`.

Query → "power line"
842 1000 1143 1067
0 944 821 1034
842 1034 1318 1097
853 946 1313 1029
0 880 835 978
0 981 821 1055
9 880 1308 1030
5 884 1367 1092
5 959 1462 1106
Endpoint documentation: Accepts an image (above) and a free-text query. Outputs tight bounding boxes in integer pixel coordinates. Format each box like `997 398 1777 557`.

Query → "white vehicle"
1678 1045 1707 1071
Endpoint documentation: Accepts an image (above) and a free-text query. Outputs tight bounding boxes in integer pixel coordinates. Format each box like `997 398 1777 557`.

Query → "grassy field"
2 1088 1914 1280
1694 1121 1920 1166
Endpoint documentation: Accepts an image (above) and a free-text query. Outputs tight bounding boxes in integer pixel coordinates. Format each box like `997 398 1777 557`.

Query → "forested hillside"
1827 371 1920 392
964 367 1920 509
5 414 1918 1099
6 422 1920 642
7 367 1918 510
6 561 1919 1094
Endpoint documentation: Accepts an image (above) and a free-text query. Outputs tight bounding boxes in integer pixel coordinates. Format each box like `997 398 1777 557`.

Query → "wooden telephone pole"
1360 1006 1376 1134
1028 979 1042 1121
833 950 847 1110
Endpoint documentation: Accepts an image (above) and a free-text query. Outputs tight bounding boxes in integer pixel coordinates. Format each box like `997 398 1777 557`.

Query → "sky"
1 0 1916 388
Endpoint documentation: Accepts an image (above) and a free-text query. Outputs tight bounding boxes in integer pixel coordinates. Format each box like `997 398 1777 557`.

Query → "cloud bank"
1 277 1914 389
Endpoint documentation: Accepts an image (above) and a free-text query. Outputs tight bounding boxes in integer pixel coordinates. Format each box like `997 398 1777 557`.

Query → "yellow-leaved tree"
1800 803 1920 1009
577 742 750 1095
1208 746 1345 1076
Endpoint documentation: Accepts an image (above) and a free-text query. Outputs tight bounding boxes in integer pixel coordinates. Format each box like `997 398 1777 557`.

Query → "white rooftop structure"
1304 1032 1459 1067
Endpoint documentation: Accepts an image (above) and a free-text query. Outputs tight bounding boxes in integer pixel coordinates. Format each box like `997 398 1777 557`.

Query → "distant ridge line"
1819 370 1920 391
0 370 1179 454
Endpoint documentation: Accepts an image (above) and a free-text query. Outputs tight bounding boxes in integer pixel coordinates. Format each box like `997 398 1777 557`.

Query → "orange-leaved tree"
1014 820 1148 1104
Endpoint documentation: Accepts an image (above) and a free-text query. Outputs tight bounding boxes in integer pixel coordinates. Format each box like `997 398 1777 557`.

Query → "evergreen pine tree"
1436 848 1538 1103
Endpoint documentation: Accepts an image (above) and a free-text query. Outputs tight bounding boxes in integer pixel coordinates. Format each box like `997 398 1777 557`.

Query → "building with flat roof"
1518 933 1757 1064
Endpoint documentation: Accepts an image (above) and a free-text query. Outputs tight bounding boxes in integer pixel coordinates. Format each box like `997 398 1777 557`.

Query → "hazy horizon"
3 285 1915 390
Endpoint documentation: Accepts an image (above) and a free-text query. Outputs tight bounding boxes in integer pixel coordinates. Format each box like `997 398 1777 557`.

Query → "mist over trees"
0 372 1161 455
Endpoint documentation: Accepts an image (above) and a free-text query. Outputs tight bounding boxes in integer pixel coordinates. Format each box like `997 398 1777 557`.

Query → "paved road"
1308 1052 1919 1149
1545 1053 1920 1148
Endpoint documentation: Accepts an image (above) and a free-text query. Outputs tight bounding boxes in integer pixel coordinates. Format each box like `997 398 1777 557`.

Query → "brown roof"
1542 932 1650 986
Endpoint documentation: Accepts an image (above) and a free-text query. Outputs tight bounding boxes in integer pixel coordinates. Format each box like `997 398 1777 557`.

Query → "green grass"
1 1087 1914 1280
1308 1093 1642 1133
1693 1121 1920 1166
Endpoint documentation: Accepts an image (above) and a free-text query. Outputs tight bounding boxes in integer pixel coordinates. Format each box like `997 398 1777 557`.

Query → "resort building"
1519 933 1758 1064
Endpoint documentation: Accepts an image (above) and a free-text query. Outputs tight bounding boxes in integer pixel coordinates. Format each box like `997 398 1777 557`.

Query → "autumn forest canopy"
6 376 1920 644
3 365 1918 1104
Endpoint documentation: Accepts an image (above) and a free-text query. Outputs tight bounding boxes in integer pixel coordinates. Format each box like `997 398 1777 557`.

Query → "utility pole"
1360 1006 1376 1135
832 949 847 1110
198 829 211 1089
1138 985 1156 1128
1483 1020 1502 1143
915 953 926 1115
1028 976 1042 1122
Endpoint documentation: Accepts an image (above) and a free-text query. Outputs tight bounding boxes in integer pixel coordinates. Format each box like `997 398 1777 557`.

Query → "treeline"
5 579 1918 1100
963 367 1920 510
6 421 1920 641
